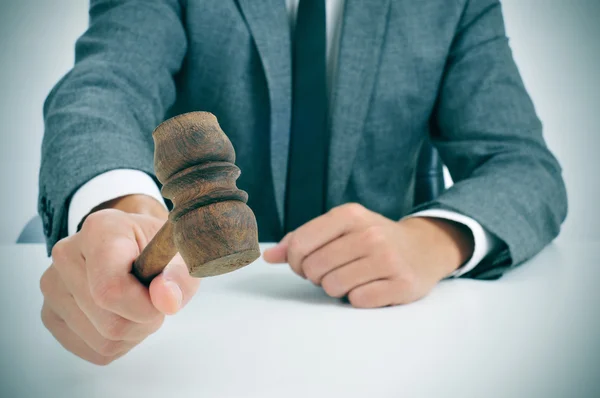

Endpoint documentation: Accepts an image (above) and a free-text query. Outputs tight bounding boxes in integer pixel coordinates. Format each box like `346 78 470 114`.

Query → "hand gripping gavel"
131 112 260 285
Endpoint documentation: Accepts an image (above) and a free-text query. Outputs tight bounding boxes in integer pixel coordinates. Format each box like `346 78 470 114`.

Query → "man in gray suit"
38 0 567 365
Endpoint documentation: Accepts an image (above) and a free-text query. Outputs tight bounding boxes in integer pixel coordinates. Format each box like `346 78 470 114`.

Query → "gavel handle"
132 221 177 286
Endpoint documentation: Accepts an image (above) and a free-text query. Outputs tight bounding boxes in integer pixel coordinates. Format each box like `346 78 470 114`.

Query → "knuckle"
345 202 366 218
90 278 123 309
40 306 55 330
98 315 131 341
348 289 370 308
50 239 69 263
302 258 319 282
80 212 102 235
287 236 309 273
321 277 342 298
96 339 125 357
288 234 305 256
335 203 365 219
363 226 385 246
41 305 65 333
91 355 116 367
39 269 53 298
80 210 111 234
328 205 343 218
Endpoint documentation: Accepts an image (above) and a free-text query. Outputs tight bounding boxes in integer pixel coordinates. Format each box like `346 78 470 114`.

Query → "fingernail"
165 281 183 309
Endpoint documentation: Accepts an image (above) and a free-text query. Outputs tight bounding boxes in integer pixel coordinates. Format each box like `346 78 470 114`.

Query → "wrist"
400 217 475 278
92 194 168 221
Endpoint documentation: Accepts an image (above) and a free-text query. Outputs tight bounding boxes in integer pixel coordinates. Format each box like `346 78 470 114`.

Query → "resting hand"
264 203 474 308
40 195 200 365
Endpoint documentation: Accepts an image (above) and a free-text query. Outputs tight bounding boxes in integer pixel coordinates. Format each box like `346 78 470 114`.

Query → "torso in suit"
39 0 568 279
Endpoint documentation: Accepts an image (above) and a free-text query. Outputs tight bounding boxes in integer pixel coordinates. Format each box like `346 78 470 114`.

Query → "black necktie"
284 0 328 233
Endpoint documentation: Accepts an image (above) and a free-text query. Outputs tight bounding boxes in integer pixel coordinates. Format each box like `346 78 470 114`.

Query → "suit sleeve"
416 0 568 279
38 0 186 254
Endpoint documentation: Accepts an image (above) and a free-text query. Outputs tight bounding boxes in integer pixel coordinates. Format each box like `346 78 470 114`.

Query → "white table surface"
1 242 599 398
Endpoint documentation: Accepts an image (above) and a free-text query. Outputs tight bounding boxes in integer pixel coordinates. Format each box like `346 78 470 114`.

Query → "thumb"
149 254 201 315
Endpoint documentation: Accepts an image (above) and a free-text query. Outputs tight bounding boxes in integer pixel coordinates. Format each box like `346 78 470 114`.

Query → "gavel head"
153 112 260 277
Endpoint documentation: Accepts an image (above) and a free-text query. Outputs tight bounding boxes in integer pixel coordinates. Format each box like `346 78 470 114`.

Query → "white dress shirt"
69 0 499 277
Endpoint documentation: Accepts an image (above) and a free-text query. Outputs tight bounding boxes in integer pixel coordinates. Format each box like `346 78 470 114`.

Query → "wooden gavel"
131 112 260 285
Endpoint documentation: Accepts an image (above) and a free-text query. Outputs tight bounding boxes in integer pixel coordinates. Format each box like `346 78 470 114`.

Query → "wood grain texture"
132 112 260 284
132 220 177 285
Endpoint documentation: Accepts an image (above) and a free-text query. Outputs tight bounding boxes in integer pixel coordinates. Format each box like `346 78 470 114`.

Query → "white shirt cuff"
405 209 501 277
68 169 167 235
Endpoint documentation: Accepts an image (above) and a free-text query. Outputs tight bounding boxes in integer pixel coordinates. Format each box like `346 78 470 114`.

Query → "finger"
301 231 372 285
82 233 161 323
54 237 160 340
42 266 149 355
320 257 395 298
41 303 120 366
286 204 374 277
347 280 397 308
149 254 201 315
52 235 117 324
263 233 291 263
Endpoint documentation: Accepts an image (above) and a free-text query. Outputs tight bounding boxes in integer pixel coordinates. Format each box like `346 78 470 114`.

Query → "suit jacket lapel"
237 0 292 228
327 0 391 208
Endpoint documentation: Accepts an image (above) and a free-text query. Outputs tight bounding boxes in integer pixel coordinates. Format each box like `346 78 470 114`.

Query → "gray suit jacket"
39 0 568 279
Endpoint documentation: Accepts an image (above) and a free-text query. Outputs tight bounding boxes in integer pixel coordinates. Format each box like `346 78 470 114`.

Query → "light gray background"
0 0 598 243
